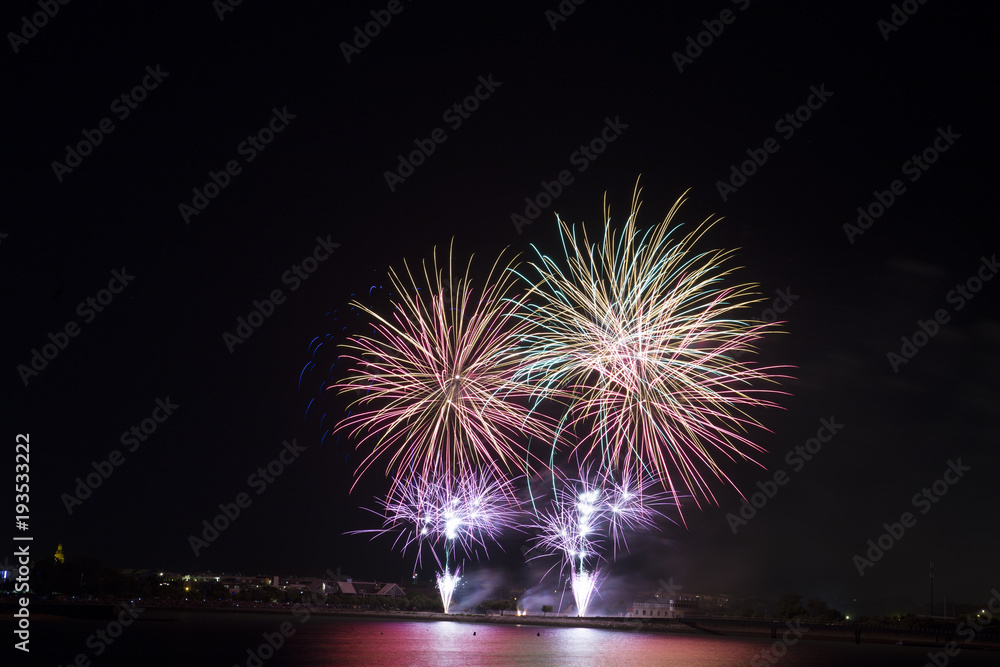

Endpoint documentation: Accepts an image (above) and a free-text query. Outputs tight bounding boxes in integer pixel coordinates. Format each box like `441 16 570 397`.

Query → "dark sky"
4 2 997 615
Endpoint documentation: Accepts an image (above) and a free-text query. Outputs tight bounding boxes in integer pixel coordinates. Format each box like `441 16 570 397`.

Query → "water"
15 609 999 666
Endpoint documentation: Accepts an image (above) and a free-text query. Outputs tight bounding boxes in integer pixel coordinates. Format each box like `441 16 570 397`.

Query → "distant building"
332 581 406 597
109 567 412 600
218 575 272 593
274 577 341 596
376 583 406 597
626 594 699 619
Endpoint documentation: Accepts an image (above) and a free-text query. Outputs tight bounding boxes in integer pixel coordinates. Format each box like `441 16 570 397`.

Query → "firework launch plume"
523 467 678 616
353 469 522 613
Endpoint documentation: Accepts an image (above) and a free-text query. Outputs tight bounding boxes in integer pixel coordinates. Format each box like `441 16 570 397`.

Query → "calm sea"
14 609 998 666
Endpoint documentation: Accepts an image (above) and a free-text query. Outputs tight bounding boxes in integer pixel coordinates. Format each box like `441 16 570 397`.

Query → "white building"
626 594 699 619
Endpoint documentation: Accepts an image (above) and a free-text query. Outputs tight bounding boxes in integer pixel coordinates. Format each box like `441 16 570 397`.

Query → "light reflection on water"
19 609 1000 666
281 617 996 667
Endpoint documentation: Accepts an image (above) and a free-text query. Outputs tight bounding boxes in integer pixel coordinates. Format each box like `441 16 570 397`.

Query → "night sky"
5 2 997 615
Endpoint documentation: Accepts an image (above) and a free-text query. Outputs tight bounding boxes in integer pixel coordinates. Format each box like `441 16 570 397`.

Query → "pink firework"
359 470 522 568
523 467 678 615
354 470 522 613
334 243 554 496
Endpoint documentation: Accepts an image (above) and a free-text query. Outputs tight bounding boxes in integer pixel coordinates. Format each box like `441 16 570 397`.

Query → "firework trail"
516 186 791 521
524 468 677 616
300 284 390 451
333 242 553 497
354 470 522 613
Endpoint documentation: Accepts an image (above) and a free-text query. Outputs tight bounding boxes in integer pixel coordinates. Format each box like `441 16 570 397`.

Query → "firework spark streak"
569 569 602 619
334 243 553 495
524 470 676 616
353 471 521 613
436 570 460 615
516 187 791 520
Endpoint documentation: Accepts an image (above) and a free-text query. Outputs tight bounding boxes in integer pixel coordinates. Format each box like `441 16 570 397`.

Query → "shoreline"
12 601 1000 651
309 610 1000 651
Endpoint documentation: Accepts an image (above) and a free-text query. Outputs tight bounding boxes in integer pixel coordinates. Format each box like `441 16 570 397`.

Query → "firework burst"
362 470 522 567
516 186 791 520
524 468 677 616
354 470 522 613
334 242 553 496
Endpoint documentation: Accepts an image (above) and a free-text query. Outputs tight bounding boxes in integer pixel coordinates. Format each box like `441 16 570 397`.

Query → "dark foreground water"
11 609 999 666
